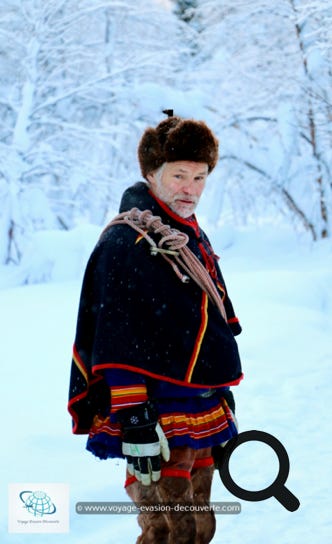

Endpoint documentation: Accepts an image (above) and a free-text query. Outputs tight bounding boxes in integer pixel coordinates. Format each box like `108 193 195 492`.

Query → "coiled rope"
102 208 227 321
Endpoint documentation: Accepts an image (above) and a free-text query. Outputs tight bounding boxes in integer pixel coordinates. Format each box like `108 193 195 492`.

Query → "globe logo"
20 490 57 517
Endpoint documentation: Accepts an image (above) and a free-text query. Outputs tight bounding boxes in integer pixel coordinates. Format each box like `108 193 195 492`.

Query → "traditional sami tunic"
68 182 243 459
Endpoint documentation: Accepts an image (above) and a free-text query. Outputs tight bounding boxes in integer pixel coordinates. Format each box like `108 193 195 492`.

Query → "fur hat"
138 110 219 178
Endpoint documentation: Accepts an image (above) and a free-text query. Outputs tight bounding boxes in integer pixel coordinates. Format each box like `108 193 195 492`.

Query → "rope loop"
101 208 227 320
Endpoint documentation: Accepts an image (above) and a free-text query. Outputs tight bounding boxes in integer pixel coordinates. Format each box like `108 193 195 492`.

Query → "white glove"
118 401 170 486
123 423 170 485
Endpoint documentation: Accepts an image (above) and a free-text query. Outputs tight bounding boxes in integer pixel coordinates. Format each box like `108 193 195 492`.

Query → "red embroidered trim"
227 316 239 324
192 456 214 469
161 468 191 479
185 291 209 382
92 363 244 388
124 476 137 488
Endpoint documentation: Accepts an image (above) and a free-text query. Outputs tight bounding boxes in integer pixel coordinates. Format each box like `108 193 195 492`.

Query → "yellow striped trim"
185 292 209 382
72 348 88 383
160 406 224 428
216 280 226 300
111 385 147 398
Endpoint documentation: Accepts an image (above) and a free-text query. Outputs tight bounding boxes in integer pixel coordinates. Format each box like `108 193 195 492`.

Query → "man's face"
147 161 208 218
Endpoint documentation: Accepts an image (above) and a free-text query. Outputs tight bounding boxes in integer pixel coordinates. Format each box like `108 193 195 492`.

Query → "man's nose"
181 179 196 194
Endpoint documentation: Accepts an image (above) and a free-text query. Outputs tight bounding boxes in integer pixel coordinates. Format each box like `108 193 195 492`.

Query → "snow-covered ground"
0 223 331 543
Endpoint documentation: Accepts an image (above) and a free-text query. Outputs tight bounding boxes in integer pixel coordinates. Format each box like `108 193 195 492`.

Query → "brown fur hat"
138 112 219 178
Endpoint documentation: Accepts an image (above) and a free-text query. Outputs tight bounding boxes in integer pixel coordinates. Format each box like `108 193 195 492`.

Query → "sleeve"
200 229 242 336
68 226 140 433
104 368 148 413
215 272 242 336
223 297 242 336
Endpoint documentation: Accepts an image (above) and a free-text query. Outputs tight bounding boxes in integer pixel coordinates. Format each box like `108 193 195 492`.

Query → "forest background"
0 0 331 284
1 4 331 542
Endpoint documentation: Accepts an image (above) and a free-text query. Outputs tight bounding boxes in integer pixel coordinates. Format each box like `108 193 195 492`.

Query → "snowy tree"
288 0 332 238
174 0 198 24
0 0 189 264
1 0 331 276
0 0 121 262
171 0 332 239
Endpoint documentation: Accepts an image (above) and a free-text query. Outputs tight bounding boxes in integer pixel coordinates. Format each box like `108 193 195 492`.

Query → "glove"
117 400 170 486
212 390 238 470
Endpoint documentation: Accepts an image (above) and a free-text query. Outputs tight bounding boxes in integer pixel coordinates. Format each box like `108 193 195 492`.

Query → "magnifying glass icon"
218 430 300 512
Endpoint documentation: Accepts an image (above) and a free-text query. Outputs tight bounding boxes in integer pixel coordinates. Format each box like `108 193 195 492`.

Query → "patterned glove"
117 401 170 486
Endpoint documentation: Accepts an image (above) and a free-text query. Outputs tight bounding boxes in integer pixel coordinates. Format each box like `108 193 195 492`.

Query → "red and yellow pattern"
185 292 209 382
89 414 121 439
86 393 237 459
72 345 88 383
160 403 232 441
110 384 148 413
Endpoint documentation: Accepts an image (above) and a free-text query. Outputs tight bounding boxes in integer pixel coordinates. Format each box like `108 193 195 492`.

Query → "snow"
129 81 215 124
0 223 331 543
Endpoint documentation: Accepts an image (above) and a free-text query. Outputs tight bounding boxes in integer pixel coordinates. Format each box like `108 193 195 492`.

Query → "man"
68 111 243 544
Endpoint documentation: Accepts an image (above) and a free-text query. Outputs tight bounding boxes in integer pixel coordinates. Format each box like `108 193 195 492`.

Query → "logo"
8 483 69 533
20 490 56 517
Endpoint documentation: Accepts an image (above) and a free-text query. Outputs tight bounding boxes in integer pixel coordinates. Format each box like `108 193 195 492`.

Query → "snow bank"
0 224 101 289
0 225 331 543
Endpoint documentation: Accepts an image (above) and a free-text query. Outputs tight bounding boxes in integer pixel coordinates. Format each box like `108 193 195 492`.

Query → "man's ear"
146 172 155 185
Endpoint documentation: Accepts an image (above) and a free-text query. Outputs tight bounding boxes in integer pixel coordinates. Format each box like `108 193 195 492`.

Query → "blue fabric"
87 413 124 459
104 368 146 386
155 392 237 450
104 367 229 398
86 385 236 459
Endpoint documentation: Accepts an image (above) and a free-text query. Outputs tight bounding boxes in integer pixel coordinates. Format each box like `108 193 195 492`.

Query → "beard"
155 185 199 218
